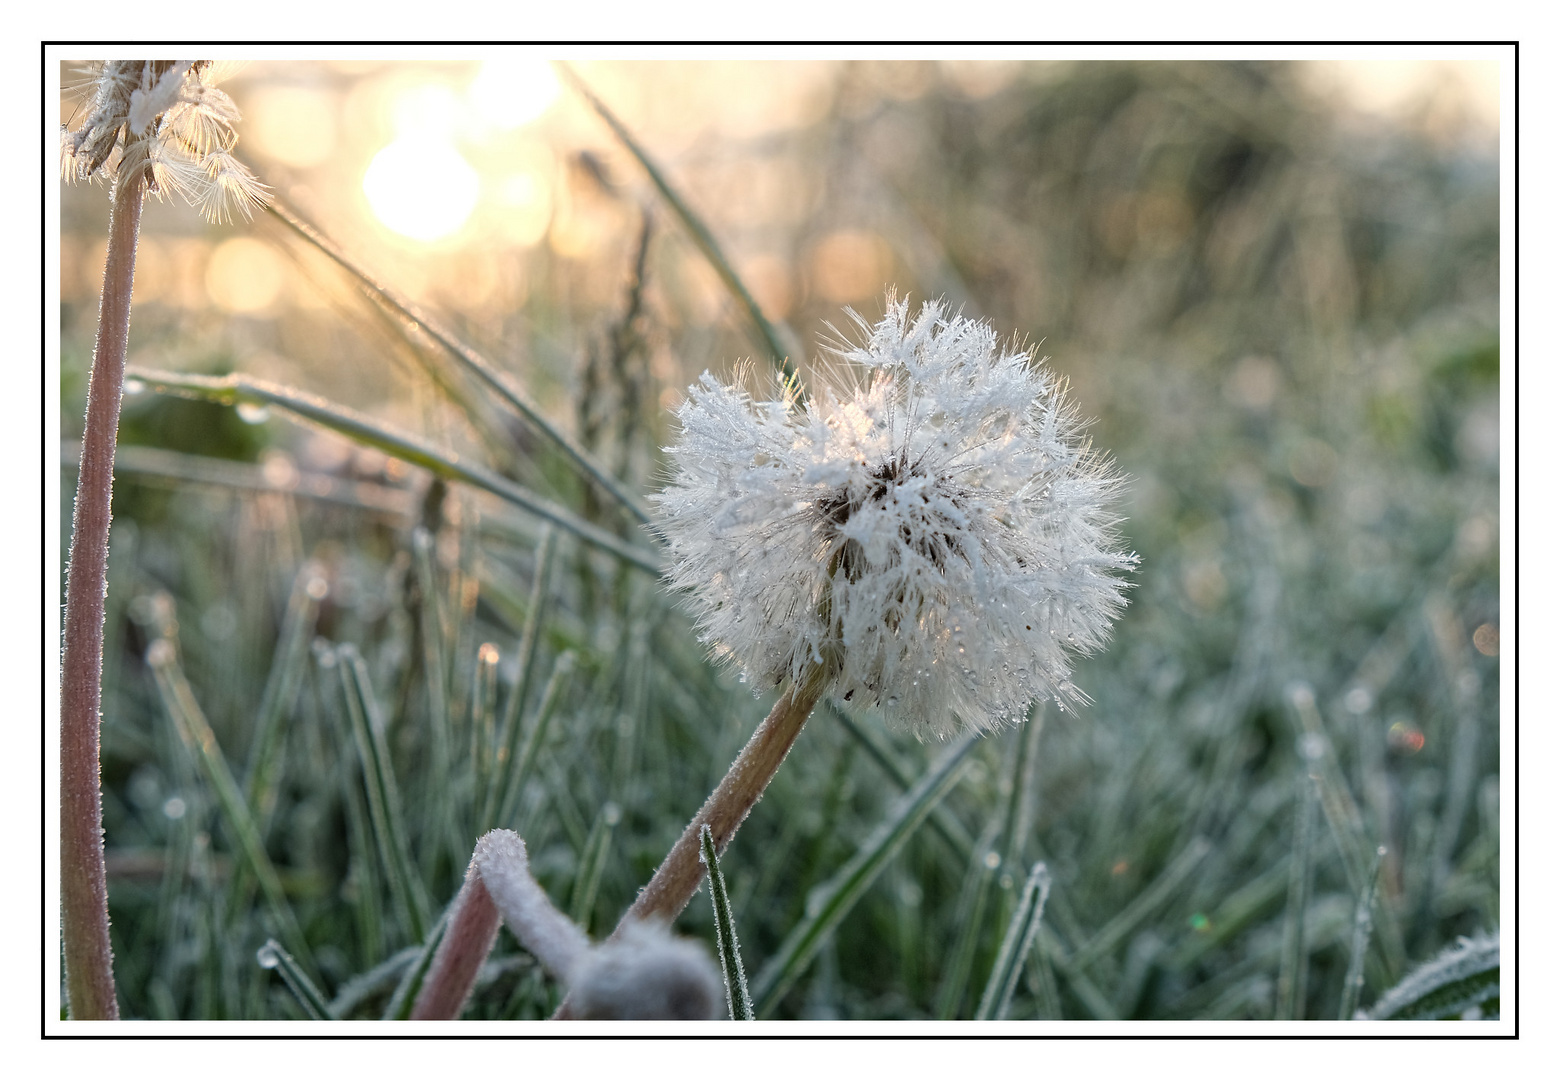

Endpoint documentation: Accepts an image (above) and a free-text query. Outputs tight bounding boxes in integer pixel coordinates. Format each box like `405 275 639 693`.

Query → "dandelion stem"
553 668 829 1018
61 170 145 1021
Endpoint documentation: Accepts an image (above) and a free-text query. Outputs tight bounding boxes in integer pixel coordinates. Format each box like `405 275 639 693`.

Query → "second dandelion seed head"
654 295 1138 738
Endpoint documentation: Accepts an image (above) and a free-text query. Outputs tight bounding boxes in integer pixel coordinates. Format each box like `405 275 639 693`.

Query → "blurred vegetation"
59 59 1499 1020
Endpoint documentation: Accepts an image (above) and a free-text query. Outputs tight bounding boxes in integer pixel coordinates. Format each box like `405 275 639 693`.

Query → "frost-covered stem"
624 670 827 926
61 171 145 1021
410 858 501 1020
553 670 826 1018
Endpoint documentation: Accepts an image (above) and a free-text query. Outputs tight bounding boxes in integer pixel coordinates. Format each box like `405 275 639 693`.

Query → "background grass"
58 59 1500 1020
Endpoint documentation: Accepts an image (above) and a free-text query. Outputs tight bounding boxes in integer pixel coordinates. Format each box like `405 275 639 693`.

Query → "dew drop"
123 377 145 396
256 942 280 969
236 402 271 424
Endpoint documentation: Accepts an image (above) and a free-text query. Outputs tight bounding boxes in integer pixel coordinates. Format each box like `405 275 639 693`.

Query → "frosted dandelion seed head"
653 294 1138 739
61 60 270 223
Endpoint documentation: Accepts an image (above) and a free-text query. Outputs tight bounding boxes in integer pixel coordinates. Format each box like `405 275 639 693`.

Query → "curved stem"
61 171 145 1020
554 669 827 1018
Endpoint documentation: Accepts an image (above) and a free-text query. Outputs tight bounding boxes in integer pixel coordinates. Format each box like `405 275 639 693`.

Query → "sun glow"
362 136 480 242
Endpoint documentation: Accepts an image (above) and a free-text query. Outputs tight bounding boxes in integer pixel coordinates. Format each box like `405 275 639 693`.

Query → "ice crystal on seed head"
61 60 269 223
653 295 1138 739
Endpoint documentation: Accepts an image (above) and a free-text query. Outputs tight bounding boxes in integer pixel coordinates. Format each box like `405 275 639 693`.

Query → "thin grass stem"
556 63 802 388
265 198 650 525
750 731 978 1017
126 367 662 575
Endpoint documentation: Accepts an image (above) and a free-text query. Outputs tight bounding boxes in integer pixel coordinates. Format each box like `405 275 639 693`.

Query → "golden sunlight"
363 136 481 242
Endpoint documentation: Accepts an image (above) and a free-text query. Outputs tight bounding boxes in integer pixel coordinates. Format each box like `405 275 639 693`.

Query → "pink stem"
410 859 502 1020
61 171 145 1020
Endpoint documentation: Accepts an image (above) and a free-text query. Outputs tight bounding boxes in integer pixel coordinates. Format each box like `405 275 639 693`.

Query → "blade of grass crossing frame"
1339 845 1387 1019
257 939 331 1020
245 560 325 835
934 815 1003 1019
750 733 977 1017
485 527 558 832
556 63 802 389
495 651 577 830
411 527 462 876
127 367 662 576
701 824 753 1020
1275 770 1318 1020
975 861 1052 1020
469 643 501 832
337 644 432 942
570 803 621 933
1069 835 1213 972
147 642 315 974
266 199 650 526
383 909 451 1020
825 701 974 858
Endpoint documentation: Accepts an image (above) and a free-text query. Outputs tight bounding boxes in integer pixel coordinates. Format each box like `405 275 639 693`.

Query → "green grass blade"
411 527 463 875
934 815 1003 1019
494 650 577 830
1070 834 1213 972
337 645 433 942
321 944 418 1019
1340 845 1387 1019
1275 770 1318 1020
382 911 451 1020
975 861 1052 1020
1366 931 1499 1020
126 366 662 575
148 641 315 974
245 560 325 835
825 700 974 858
266 198 651 526
486 527 558 831
556 63 802 388
257 939 331 1020
1035 924 1117 1020
570 802 621 933
750 733 977 1017
701 823 753 1020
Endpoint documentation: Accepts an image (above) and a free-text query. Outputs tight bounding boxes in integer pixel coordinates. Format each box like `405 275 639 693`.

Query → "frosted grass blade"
266 199 650 525
245 561 325 835
934 815 1002 1019
148 643 315 973
701 824 753 1020
337 645 432 941
1070 835 1212 971
321 944 418 1019
494 651 577 830
1340 845 1387 1019
1275 771 1317 1020
383 911 451 1021
257 939 331 1020
1366 931 1499 1020
975 861 1051 1020
486 528 558 832
556 63 801 387
826 700 974 857
127 366 662 575
570 803 620 933
750 733 977 1017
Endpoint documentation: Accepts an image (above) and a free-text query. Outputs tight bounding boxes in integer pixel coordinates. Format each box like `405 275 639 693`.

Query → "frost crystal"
653 296 1137 738
61 61 269 222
